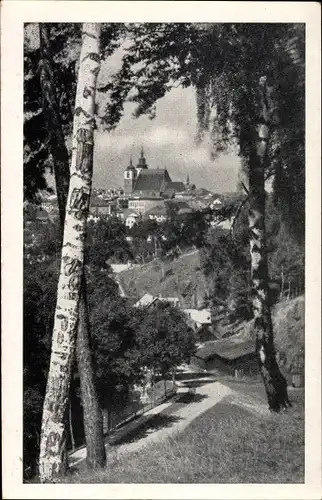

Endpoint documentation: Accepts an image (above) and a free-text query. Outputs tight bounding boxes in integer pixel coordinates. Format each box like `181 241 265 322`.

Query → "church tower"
136 147 148 175
124 157 137 195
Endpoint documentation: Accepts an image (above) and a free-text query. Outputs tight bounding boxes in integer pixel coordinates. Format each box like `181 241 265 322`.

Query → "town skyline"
92 85 241 193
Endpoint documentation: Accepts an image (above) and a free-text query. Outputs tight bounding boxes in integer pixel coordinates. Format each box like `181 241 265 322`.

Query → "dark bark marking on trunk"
244 87 291 411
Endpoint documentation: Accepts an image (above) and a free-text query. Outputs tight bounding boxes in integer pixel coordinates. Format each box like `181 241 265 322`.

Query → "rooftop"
184 309 212 325
132 169 172 195
134 293 180 309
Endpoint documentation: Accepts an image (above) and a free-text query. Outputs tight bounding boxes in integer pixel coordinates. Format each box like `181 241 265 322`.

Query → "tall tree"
39 23 102 482
38 22 106 471
102 23 304 411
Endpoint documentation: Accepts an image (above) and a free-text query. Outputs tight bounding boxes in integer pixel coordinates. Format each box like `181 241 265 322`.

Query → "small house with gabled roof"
192 338 258 377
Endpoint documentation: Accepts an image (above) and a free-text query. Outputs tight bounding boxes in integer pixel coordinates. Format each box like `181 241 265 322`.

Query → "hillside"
208 295 305 377
63 382 304 484
117 251 304 373
117 250 210 308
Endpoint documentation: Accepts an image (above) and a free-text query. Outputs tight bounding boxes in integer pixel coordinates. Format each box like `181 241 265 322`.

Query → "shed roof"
134 293 180 309
184 309 212 325
134 293 155 308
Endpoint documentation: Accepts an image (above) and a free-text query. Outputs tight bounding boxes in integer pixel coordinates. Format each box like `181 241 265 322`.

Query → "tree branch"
230 195 250 238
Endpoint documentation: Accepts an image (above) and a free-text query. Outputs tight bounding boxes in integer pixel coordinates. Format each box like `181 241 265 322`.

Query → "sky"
93 85 241 193
25 23 241 193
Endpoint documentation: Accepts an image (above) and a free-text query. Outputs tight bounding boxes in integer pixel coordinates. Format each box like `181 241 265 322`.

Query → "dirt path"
70 380 232 467
108 381 232 458
70 377 274 468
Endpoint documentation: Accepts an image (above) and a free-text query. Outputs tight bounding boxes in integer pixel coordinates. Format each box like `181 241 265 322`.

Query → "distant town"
39 148 241 231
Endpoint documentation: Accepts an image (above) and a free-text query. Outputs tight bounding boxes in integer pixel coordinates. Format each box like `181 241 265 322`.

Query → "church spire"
186 173 190 186
137 146 148 169
127 155 134 170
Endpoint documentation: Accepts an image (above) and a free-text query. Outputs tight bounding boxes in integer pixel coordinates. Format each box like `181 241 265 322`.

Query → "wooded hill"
116 250 210 308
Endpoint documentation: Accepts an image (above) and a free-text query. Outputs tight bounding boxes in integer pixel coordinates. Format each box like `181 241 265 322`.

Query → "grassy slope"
61 264 304 484
65 385 304 484
118 250 209 306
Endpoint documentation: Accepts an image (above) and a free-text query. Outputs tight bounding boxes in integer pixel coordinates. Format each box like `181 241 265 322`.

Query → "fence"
102 379 176 435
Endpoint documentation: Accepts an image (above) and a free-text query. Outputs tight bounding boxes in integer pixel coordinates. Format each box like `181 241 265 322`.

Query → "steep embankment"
117 250 210 308
219 295 305 373
272 296 305 372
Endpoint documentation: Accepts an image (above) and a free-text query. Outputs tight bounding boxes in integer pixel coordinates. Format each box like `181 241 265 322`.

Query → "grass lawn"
63 386 304 484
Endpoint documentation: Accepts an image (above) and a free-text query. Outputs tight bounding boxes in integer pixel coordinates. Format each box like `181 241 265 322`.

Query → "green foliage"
134 302 196 379
104 23 304 238
24 22 124 203
86 217 133 267
24 23 79 202
266 197 305 298
88 279 143 410
23 253 60 478
202 221 252 322
202 195 304 320
128 209 210 264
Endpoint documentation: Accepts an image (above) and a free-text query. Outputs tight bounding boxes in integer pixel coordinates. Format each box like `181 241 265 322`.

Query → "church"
124 148 186 214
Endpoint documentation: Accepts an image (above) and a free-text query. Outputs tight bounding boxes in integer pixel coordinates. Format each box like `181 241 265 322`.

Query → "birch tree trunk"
39 23 106 469
39 23 101 483
247 76 291 412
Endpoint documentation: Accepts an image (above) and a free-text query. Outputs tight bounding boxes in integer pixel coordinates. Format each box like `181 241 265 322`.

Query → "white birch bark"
248 76 290 412
39 23 101 483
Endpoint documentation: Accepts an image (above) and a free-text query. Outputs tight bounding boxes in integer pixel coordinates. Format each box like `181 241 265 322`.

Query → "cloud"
146 126 190 147
92 79 241 192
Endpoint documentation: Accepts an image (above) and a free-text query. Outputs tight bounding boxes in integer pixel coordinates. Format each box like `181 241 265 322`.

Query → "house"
163 182 186 199
87 214 100 223
143 204 168 223
124 210 140 229
132 168 172 198
124 149 172 198
174 190 194 200
183 308 212 330
209 198 223 210
191 338 258 377
142 200 193 222
90 196 117 217
195 324 218 343
134 292 180 309
133 293 156 308
128 196 165 215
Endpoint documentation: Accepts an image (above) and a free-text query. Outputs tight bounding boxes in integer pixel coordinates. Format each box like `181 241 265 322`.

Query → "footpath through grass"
64 386 304 484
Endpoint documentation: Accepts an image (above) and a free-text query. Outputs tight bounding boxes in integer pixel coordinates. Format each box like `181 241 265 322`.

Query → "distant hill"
117 250 210 308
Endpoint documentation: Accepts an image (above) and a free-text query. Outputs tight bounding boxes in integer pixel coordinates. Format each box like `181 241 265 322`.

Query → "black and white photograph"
1 1 321 498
